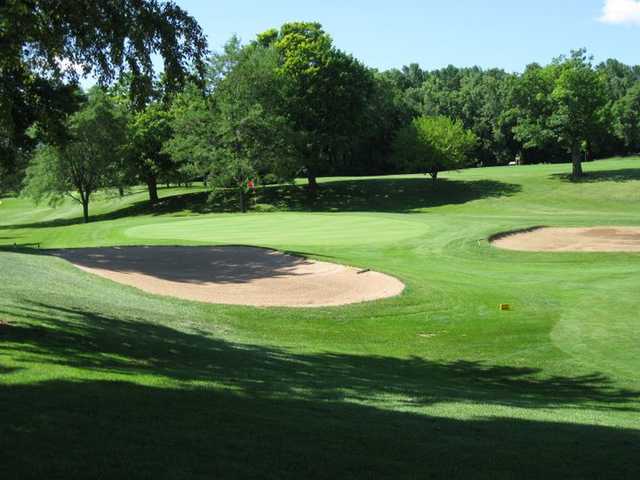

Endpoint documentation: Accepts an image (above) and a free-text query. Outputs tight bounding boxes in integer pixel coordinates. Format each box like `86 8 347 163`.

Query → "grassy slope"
1 158 639 479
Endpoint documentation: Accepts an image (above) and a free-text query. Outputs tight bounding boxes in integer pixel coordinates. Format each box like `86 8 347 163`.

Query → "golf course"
1 157 639 478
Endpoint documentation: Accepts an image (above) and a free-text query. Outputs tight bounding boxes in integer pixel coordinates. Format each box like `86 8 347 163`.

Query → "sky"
175 0 640 72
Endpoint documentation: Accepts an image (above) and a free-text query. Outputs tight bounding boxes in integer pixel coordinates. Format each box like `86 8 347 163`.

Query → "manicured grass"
1 158 640 478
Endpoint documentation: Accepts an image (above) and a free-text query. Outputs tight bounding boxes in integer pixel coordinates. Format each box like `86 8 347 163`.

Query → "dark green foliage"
167 43 296 211
613 82 640 152
127 103 176 203
258 22 376 188
410 66 519 166
510 51 608 177
0 0 206 191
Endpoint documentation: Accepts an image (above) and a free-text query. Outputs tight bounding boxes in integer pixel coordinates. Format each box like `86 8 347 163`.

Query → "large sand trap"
51 246 404 307
491 227 640 252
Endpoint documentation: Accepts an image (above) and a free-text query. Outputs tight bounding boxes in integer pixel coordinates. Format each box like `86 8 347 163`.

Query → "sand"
51 246 404 307
491 227 640 252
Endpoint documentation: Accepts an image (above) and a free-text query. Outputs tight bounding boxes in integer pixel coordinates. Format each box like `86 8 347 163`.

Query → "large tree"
257 22 374 191
549 52 608 177
0 0 206 191
126 102 176 203
22 88 127 223
511 51 608 176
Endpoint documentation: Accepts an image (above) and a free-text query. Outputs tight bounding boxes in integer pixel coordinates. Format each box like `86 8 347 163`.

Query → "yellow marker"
499 304 511 311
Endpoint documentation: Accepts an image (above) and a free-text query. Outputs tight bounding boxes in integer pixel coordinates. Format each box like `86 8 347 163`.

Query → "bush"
393 115 477 181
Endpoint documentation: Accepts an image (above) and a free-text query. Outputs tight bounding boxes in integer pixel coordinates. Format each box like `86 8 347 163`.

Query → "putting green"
124 212 429 247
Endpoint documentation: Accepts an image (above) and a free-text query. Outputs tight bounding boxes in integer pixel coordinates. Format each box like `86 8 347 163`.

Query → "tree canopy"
257 22 375 190
1 0 206 192
166 41 296 211
9 10 640 212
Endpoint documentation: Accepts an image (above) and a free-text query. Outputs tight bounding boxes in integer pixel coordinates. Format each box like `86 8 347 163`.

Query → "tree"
549 52 608 177
127 103 176 203
258 22 375 191
392 116 477 183
22 89 127 223
511 51 608 176
167 43 296 212
0 0 206 191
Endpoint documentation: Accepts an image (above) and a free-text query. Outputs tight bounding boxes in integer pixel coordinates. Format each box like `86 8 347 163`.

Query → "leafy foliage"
0 0 206 191
259 22 375 188
127 102 177 202
612 82 640 152
167 43 296 211
510 51 608 176
22 88 127 222
393 116 477 181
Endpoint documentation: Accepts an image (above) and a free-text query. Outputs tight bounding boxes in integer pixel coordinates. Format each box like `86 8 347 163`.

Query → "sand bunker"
491 227 640 252
51 246 404 307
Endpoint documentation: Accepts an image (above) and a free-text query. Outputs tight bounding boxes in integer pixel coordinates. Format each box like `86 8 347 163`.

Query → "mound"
50 246 404 307
491 227 640 252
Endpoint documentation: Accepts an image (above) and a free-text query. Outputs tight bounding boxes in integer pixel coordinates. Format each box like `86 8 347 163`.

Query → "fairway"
1 158 640 478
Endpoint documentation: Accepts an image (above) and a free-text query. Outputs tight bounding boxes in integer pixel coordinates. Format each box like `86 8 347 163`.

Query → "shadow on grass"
0 177 521 230
1 380 638 479
2 301 638 410
552 168 640 183
255 177 521 213
0 300 638 478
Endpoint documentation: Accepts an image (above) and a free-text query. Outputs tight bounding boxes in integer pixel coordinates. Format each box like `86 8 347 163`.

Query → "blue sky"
176 0 640 72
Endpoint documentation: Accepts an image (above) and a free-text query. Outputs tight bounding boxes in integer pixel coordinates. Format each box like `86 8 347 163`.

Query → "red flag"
247 179 255 190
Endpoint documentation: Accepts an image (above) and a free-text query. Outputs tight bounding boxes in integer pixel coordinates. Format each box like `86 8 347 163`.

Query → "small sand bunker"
51 246 404 307
491 227 640 252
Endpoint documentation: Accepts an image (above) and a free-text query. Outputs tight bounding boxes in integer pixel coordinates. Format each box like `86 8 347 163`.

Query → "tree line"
2 2 640 220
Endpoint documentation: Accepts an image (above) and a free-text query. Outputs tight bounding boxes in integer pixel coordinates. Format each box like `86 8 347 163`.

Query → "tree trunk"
82 199 89 223
571 143 583 178
118 186 124 198
239 189 247 213
307 172 318 193
430 170 438 184
147 175 159 203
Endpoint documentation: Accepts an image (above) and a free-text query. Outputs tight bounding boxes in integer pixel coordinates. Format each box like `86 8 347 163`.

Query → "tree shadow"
2 301 637 411
0 191 211 231
0 178 521 231
1 380 638 479
552 168 640 183
47 246 317 285
1 300 639 477
254 177 522 213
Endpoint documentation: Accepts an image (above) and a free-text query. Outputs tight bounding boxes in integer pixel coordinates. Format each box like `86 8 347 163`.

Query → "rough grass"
1 158 640 479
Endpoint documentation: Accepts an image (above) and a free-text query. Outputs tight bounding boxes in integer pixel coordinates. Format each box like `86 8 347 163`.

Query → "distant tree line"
2 2 639 218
